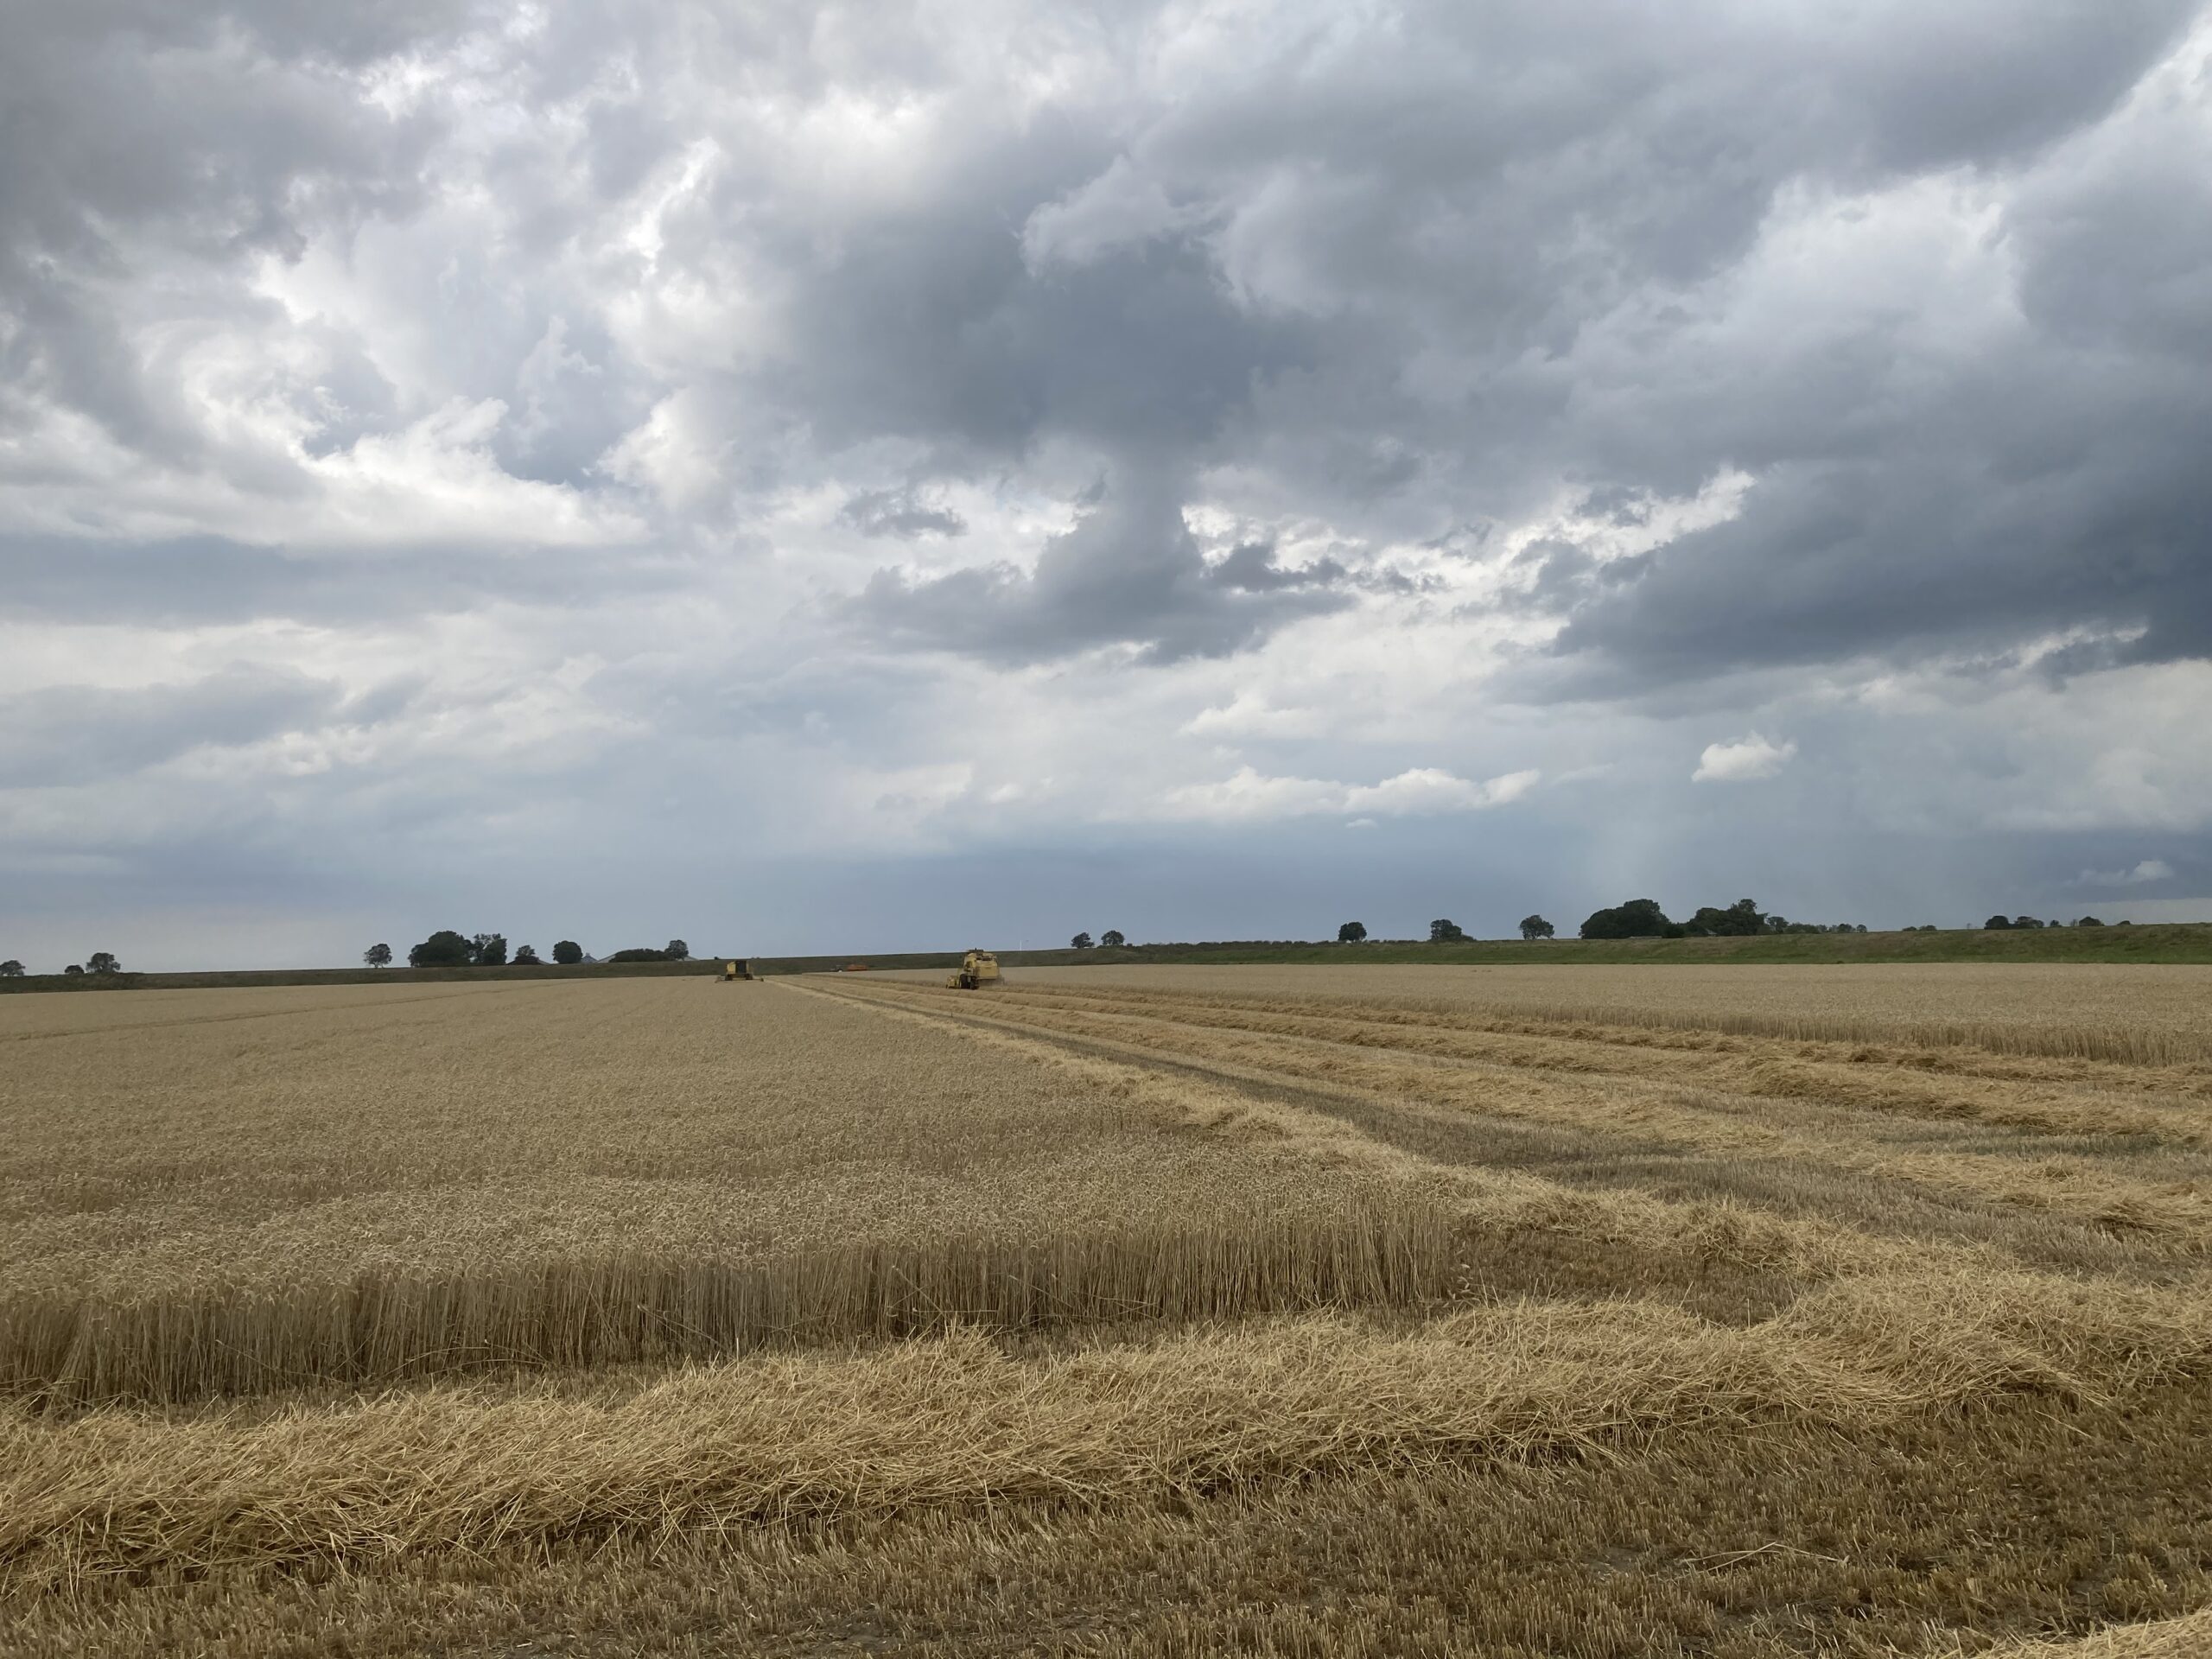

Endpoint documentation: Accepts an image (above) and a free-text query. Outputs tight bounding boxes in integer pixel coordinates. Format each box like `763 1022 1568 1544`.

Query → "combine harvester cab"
947 949 1002 990
721 959 755 982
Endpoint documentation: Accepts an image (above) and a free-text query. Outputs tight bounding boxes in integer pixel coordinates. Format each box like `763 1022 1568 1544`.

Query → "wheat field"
4 966 2212 1656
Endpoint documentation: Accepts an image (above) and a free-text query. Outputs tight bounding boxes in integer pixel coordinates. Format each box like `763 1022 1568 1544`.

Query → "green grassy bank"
993 921 2212 969
6 921 2209 995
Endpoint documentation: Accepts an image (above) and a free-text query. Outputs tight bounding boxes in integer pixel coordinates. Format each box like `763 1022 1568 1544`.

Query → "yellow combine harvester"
946 949 1001 990
720 959 755 981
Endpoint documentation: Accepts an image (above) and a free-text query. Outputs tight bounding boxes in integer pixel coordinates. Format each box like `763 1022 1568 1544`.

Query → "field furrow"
828 981 2212 1256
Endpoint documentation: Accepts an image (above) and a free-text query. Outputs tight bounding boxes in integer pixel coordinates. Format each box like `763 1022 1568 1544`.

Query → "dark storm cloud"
847 470 1357 664
1528 131 2212 699
1011 0 2209 691
8 0 2204 681
0 666 345 786
1540 413 2212 699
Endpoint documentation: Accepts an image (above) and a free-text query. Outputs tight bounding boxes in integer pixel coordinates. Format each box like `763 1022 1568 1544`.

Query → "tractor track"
794 977 2212 1270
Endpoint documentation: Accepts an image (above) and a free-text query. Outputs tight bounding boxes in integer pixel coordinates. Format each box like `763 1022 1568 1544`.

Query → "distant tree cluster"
607 941 690 963
1986 914 2125 930
1338 922 1367 943
1579 899 1672 939
408 931 477 968
391 932 691 969
16 953 124 976
1578 899 1869 941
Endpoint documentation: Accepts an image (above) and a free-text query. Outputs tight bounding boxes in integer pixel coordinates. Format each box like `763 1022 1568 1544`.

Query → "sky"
3 0 2210 969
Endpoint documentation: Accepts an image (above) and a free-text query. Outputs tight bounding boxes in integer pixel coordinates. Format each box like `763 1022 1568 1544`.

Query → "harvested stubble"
993 962 2212 1067
11 964 2212 1656
837 976 2212 1262
1976 1611 2212 1656
13 1381 2212 1657
7 1266 2209 1591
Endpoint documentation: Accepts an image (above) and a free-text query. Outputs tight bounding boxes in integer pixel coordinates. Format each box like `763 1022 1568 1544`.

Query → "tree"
470 933 510 966
1688 898 1764 937
664 939 690 962
1338 922 1367 944
1984 914 2013 931
0 960 24 977
64 964 84 976
1519 915 1554 940
607 947 670 962
1579 899 1671 940
410 930 474 968
1100 929 1126 948
552 939 583 965
512 944 543 964
2012 916 2045 930
1428 918 1466 943
364 944 393 969
1071 932 1094 950
2075 916 2106 927
85 951 121 974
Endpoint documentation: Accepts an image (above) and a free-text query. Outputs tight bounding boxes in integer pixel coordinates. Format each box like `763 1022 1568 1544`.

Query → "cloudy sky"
4 0 2210 969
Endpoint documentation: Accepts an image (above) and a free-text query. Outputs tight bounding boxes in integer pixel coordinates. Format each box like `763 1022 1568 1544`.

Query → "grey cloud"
13 0 2200 690
3 0 2212 962
1535 359 2212 698
1209 541 1346 594
846 472 1356 664
839 488 968 540
0 10 449 465
0 667 344 786
0 536 697 628
761 232 1313 468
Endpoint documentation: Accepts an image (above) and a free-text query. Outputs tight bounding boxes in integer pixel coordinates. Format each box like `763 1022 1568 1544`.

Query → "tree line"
0 951 121 978
1312 905 1857 943
366 934 692 969
1573 897 1871 939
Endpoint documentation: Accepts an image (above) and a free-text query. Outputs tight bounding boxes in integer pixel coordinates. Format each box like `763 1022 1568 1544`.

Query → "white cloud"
1693 734 1797 783
1182 691 1327 739
1021 157 1206 270
2077 858 2175 887
1157 765 1538 823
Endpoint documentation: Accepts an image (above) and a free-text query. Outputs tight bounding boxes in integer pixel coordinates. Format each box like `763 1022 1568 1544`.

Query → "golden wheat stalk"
0 1208 1456 1408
